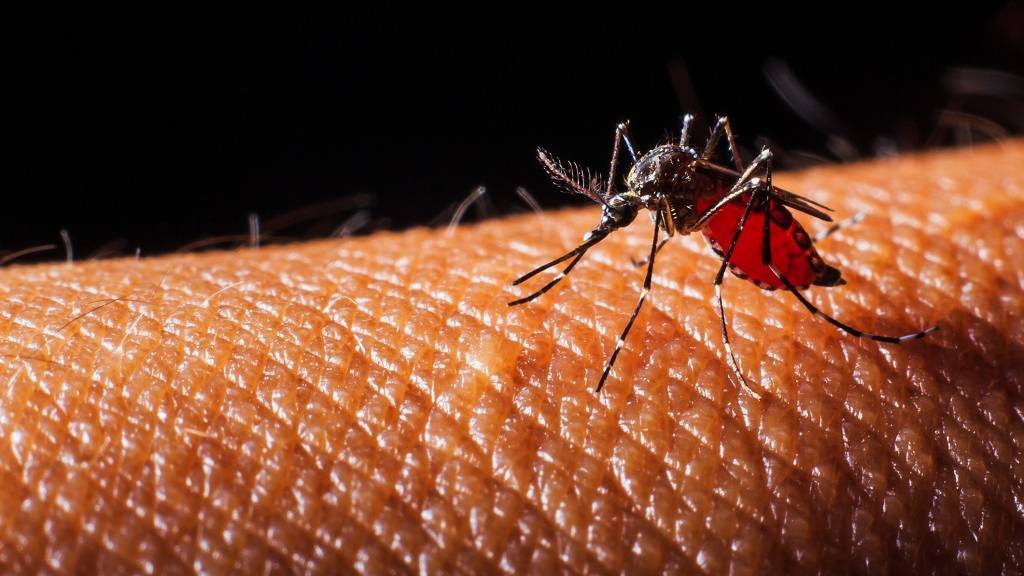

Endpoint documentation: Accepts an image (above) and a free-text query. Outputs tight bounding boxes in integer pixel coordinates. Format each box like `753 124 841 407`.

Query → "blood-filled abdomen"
698 192 844 290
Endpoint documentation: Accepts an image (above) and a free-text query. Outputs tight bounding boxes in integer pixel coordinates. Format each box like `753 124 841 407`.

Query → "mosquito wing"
697 160 834 222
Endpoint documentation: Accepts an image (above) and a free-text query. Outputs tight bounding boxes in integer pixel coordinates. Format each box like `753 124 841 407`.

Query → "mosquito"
508 115 938 397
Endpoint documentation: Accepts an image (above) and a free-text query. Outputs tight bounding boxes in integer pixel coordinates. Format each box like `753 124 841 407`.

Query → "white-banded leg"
690 147 775 232
758 164 939 344
694 144 778 398
768 262 940 343
710 176 773 400
595 209 664 393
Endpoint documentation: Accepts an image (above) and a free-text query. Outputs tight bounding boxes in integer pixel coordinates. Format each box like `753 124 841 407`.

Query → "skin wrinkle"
0 141 1021 574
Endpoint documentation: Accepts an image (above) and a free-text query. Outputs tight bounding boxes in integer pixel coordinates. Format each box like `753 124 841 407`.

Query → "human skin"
0 141 1021 574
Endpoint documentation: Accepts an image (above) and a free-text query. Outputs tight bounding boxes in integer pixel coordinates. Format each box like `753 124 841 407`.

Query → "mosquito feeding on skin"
509 115 938 397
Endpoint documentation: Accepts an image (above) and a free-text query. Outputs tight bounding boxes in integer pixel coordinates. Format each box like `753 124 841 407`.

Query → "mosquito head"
626 145 699 201
598 190 641 231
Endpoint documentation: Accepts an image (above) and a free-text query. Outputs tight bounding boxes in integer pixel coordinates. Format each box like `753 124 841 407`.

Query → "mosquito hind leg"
766 255 939 343
757 166 939 344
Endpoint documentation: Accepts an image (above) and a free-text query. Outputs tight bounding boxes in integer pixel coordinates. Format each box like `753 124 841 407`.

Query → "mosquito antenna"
537 149 608 207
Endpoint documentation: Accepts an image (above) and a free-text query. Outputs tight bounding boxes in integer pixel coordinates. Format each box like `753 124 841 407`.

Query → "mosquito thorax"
626 145 700 201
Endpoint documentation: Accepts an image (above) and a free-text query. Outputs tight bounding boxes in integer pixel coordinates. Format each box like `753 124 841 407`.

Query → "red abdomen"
697 193 843 290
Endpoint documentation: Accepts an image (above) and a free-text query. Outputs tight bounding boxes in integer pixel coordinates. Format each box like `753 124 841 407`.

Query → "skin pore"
0 141 1021 574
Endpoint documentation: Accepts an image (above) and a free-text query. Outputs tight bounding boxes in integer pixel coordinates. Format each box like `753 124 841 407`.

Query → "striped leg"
768 266 939 343
759 170 939 344
508 251 587 307
595 209 663 392
709 154 775 399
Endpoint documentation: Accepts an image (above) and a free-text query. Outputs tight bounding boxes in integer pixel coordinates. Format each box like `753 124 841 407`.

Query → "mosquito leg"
607 122 639 199
701 147 777 398
508 250 588 306
710 177 771 400
720 118 743 172
596 209 662 392
756 159 939 343
679 114 694 147
812 211 867 243
702 116 745 172
702 117 726 161
771 268 939 342
713 282 761 399
508 230 610 305
630 237 670 268
691 148 772 232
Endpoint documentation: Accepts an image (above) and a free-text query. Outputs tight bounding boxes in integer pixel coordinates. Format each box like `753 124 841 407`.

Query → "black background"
7 4 1022 259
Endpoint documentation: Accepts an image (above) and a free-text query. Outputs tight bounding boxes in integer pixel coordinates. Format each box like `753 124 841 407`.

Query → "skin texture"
0 141 1022 574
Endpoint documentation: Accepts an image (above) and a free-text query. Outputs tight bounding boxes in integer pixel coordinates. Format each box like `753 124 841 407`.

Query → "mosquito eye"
602 201 638 229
